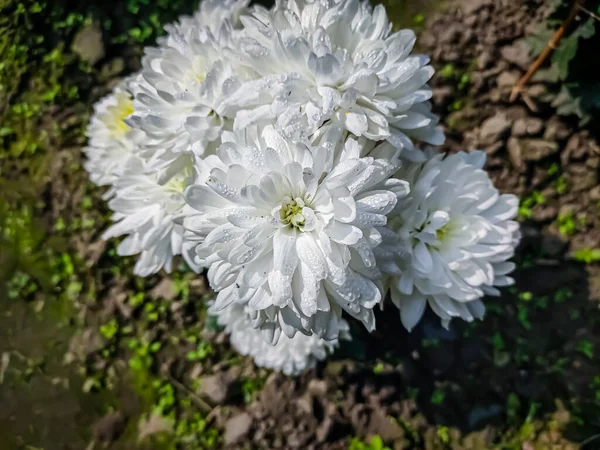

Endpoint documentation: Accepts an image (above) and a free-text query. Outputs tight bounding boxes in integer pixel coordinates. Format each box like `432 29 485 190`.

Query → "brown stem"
510 0 583 103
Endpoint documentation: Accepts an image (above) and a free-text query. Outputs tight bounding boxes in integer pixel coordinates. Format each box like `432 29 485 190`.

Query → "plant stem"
510 0 583 102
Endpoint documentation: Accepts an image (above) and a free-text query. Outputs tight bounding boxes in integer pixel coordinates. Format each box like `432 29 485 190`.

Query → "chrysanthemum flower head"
184 122 408 343
84 80 144 191
128 0 257 168
102 154 200 277
378 150 520 330
168 0 250 41
211 302 350 376
229 0 444 158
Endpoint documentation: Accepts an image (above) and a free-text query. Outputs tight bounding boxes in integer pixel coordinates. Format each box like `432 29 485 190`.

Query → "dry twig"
510 0 583 102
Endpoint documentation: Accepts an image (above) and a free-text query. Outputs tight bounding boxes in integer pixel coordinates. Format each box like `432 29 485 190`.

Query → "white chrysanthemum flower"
184 123 408 344
166 0 250 42
229 0 444 158
211 302 351 376
84 81 144 192
102 154 200 277
128 0 256 167
378 150 520 331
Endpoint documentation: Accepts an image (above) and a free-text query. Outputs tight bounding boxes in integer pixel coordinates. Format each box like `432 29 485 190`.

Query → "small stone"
568 166 597 193
586 156 600 169
461 0 491 15
543 116 571 141
589 186 600 201
367 410 405 442
464 14 477 27
497 70 520 88
504 106 528 121
562 134 589 164
512 117 544 137
350 404 369 431
199 374 234 405
469 72 485 94
138 414 173 442
484 141 504 155
308 379 328 397
501 42 531 69
489 88 502 103
512 139 560 162
316 417 335 443
527 84 547 98
72 23 105 66
531 206 558 222
151 278 176 301
93 412 126 445
479 112 511 145
507 138 525 172
438 26 461 46
295 394 315 415
478 50 494 70
224 413 252 445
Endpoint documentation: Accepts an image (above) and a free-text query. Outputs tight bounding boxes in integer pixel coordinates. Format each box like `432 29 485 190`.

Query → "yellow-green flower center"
436 223 451 242
280 197 307 230
196 72 207 83
165 165 193 194
107 94 134 138
165 177 187 193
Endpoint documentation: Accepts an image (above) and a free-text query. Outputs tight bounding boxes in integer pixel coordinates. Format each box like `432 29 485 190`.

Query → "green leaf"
573 248 600 263
524 28 554 56
551 85 589 123
579 18 597 40
553 34 579 78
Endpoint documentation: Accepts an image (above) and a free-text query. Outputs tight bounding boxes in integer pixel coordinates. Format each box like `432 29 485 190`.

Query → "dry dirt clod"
72 23 105 66
367 410 405 442
512 117 544 137
507 137 525 172
224 412 253 445
510 138 559 162
92 411 126 445
479 112 511 146
461 0 492 16
589 186 600 202
150 278 176 301
307 379 328 397
137 414 173 442
500 42 531 69
497 70 521 88
199 374 235 405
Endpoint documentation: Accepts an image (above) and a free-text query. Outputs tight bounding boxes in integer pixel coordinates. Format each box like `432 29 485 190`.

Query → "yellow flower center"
165 177 187 193
436 223 451 242
196 72 207 83
165 165 193 194
280 197 307 230
106 93 134 138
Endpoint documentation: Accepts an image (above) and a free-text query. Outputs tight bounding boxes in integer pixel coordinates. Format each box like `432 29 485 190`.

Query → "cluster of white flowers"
84 0 520 376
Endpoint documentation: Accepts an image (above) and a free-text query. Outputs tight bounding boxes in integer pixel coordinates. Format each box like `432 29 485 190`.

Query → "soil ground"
1 0 600 449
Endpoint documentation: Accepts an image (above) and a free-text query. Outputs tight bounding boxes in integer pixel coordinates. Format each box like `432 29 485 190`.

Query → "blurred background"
1 0 600 449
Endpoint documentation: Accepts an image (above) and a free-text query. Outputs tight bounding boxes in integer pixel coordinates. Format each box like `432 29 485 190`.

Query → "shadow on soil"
337 234 600 442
